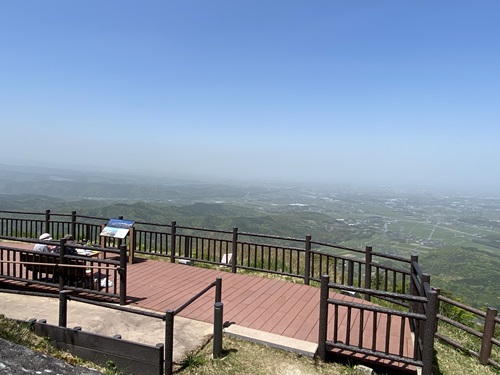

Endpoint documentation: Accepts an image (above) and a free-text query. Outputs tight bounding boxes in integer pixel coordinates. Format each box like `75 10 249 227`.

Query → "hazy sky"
1 1 499 192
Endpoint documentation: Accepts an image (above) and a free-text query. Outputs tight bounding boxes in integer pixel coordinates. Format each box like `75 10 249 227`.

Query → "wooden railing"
0 235 127 304
317 253 440 375
436 294 499 367
0 209 498 371
318 277 431 373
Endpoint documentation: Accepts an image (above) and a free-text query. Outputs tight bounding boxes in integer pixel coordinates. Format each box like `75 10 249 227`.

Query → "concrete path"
0 292 213 363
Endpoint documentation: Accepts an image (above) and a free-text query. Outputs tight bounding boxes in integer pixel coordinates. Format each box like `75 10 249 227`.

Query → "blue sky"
1 1 499 193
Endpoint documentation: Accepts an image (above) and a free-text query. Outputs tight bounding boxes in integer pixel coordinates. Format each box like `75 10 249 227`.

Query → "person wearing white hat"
33 233 54 252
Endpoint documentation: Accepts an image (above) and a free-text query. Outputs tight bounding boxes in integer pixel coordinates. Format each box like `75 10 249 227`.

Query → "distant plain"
1 164 498 309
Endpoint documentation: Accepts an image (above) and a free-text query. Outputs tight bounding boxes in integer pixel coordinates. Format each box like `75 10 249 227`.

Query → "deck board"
125 259 416 373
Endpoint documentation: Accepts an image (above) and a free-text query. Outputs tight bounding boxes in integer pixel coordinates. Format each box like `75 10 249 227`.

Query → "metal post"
119 244 127 306
169 221 176 263
164 309 175 375
231 227 238 274
215 277 222 303
317 274 330 361
304 235 311 285
58 290 70 327
213 302 224 359
364 246 372 301
480 307 498 365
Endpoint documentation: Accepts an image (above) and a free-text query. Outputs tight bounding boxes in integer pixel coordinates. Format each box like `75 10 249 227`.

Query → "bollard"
58 290 70 327
317 275 330 361
164 310 175 375
213 302 224 359
215 277 222 303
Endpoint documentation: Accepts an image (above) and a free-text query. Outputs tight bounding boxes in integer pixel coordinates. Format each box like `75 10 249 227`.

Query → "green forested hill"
421 246 500 309
82 201 371 243
1 180 499 310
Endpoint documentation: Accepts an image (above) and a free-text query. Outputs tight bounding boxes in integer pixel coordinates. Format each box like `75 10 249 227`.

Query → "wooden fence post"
317 274 330 361
44 210 51 234
364 246 372 301
128 227 135 264
231 227 238 274
169 221 176 263
409 255 419 318
116 216 123 248
304 235 311 285
119 244 127 306
480 307 498 365
422 288 438 375
100 224 106 248
58 238 67 291
71 211 77 238
347 260 354 287
434 287 441 332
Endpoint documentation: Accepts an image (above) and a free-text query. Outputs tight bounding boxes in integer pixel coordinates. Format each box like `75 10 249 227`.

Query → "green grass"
2 310 500 375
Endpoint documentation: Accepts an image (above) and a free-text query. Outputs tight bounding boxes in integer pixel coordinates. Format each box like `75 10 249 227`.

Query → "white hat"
39 233 52 241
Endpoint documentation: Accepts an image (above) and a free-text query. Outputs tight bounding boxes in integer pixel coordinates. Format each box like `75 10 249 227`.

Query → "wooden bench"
20 252 89 285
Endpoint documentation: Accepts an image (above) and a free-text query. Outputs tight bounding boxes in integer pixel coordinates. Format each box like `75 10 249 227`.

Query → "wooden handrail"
3 259 114 271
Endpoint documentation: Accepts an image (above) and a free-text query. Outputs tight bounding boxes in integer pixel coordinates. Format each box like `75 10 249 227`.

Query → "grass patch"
433 339 500 375
176 335 346 375
1 312 500 375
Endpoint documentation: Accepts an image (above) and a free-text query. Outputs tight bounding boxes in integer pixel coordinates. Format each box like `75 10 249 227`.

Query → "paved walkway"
0 291 213 364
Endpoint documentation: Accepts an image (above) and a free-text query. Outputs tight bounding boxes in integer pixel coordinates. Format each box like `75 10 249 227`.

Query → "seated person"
33 233 55 252
60 234 78 255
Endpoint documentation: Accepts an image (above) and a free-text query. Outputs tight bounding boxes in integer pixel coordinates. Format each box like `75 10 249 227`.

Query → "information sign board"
100 218 135 239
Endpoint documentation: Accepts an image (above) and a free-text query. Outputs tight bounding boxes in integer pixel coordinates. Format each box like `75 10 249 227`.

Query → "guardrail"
0 209 499 371
0 210 412 295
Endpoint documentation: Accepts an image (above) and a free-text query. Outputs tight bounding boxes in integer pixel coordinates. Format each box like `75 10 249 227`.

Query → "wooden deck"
126 258 416 373
0 242 416 373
